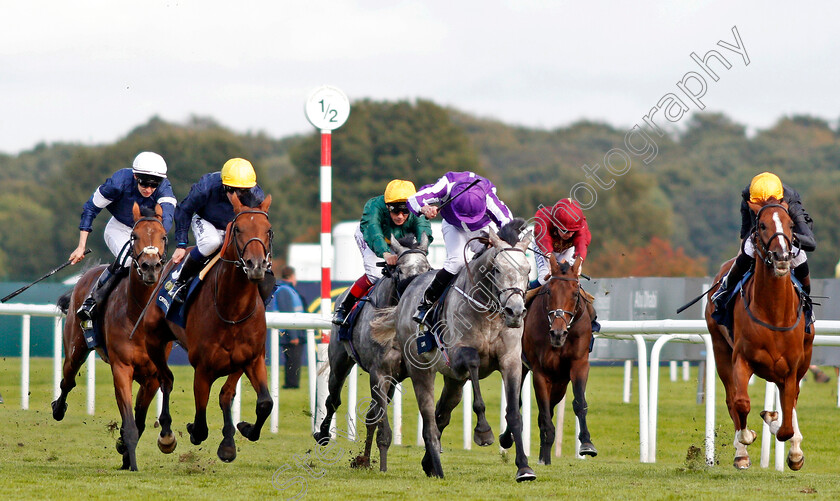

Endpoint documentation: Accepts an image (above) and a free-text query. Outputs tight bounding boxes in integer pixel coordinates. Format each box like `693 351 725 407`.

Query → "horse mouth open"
772 258 791 277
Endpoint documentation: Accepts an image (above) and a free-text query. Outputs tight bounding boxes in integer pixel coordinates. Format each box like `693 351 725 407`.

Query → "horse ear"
419 232 430 253
230 192 244 213
390 233 406 254
132 202 141 222
155 203 163 221
549 253 561 273
515 230 533 252
487 227 504 249
780 200 789 211
259 194 272 212
747 201 762 214
573 256 583 277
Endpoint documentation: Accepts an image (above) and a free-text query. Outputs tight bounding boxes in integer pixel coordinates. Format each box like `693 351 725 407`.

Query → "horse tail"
56 290 72 315
370 306 398 346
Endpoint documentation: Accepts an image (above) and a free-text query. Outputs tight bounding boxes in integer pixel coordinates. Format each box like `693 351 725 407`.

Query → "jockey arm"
360 197 392 258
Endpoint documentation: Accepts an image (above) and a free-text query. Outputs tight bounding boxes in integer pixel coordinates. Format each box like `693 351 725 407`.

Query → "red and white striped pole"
305 86 350 432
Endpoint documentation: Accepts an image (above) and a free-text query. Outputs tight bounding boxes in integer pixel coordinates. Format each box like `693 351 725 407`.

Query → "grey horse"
373 219 535 482
313 234 430 472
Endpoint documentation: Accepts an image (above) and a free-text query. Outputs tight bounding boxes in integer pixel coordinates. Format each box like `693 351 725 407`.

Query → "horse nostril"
504 306 515 317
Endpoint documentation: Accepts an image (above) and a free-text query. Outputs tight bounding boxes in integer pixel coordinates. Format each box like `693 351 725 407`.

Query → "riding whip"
1 250 91 303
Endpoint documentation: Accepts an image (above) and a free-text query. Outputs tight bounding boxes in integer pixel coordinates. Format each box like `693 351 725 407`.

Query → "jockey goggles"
224 185 251 197
387 203 410 215
135 174 162 188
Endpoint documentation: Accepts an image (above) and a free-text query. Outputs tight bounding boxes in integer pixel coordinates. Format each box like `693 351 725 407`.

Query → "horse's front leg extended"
313 345 355 446
732 356 755 469
218 371 243 462
500 355 535 482
187 367 212 446
570 358 597 457
112 363 140 471
786 408 804 471
237 356 273 442
454 347 494 446
133 377 160 440
533 371 555 465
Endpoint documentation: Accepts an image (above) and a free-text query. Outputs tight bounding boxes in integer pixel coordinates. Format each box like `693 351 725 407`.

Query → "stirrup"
412 302 431 325
171 282 188 303
76 298 96 322
332 308 348 327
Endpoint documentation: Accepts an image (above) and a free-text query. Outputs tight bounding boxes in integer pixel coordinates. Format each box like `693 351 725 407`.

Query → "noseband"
221 209 273 269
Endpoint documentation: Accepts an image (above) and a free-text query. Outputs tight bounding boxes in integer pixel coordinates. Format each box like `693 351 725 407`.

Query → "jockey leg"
412 268 456 325
77 259 127 330
332 274 373 326
172 248 207 304
258 269 276 306
793 261 810 295
711 251 752 310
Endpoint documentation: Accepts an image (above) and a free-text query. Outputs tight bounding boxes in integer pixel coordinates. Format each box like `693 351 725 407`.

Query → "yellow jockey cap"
221 158 257 188
749 172 783 203
384 179 416 203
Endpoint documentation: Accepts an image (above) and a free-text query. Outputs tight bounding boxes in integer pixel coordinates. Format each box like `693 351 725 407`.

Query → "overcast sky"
2 0 838 155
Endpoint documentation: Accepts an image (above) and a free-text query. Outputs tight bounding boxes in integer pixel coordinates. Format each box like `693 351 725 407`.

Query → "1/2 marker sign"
305 85 350 131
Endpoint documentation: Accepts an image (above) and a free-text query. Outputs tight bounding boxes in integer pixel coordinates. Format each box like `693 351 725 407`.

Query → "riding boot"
412 268 456 325
584 293 601 335
711 252 752 311
332 292 359 326
77 266 119 330
172 253 205 304
258 269 277 306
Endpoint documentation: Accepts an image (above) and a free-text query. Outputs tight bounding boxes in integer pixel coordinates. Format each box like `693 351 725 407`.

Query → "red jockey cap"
549 199 585 232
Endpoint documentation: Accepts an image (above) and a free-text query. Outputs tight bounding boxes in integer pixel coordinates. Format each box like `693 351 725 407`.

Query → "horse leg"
451 347 493 446
412 371 444 478
148 346 177 454
313 347 355 446
533 371 555 465
375 381 398 472
112 363 140 471
499 364 528 450
500 355 535 482
186 367 212 446
52 329 89 421
571 358 597 457
731 355 756 469
237 356 273 442
133 377 160 441
786 408 804 470
217 371 243 462
711 332 752 469
434 376 464 441
365 372 395 472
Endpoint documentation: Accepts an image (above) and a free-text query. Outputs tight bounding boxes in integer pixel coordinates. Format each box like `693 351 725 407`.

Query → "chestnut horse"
705 200 813 470
53 204 173 471
144 194 273 463
499 254 597 464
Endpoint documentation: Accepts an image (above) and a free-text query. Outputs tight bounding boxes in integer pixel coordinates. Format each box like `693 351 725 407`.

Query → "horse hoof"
734 456 751 469
312 432 330 446
760 410 778 425
217 444 237 463
787 455 805 471
116 438 127 455
579 443 598 457
237 421 260 442
499 432 513 450
157 433 177 454
515 467 536 482
51 400 67 421
187 423 205 445
474 428 495 447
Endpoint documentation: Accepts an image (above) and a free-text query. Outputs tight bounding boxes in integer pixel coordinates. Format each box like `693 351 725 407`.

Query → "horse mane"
498 218 527 246
557 260 572 275
397 235 419 249
138 206 157 218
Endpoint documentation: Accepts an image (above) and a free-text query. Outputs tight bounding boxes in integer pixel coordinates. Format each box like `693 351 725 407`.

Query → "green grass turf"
1 357 839 500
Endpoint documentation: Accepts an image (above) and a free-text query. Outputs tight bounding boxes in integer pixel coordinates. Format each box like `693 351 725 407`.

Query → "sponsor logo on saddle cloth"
155 258 215 327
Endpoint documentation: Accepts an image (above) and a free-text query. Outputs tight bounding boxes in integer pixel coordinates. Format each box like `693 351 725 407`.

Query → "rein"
128 216 168 273
459 236 528 314
542 275 583 329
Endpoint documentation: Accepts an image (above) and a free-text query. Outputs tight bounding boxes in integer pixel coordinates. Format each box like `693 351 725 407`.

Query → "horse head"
390 233 431 282
544 255 582 348
228 193 273 282
487 220 532 328
748 199 794 277
130 203 167 286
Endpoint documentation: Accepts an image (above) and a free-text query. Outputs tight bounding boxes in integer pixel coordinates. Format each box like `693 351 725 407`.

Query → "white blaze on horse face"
772 213 788 255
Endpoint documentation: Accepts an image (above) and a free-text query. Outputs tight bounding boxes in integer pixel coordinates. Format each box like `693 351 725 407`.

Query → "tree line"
0 101 837 281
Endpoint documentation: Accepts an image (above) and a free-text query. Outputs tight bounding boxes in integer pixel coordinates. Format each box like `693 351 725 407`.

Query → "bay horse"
499 254 597 464
144 194 273 463
313 234 430 472
705 199 813 470
376 219 535 481
53 203 173 471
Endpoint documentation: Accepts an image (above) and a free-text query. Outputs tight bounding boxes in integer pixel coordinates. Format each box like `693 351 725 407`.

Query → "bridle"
541 275 582 330
126 216 168 274
460 236 528 315
752 203 796 268
219 209 273 269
